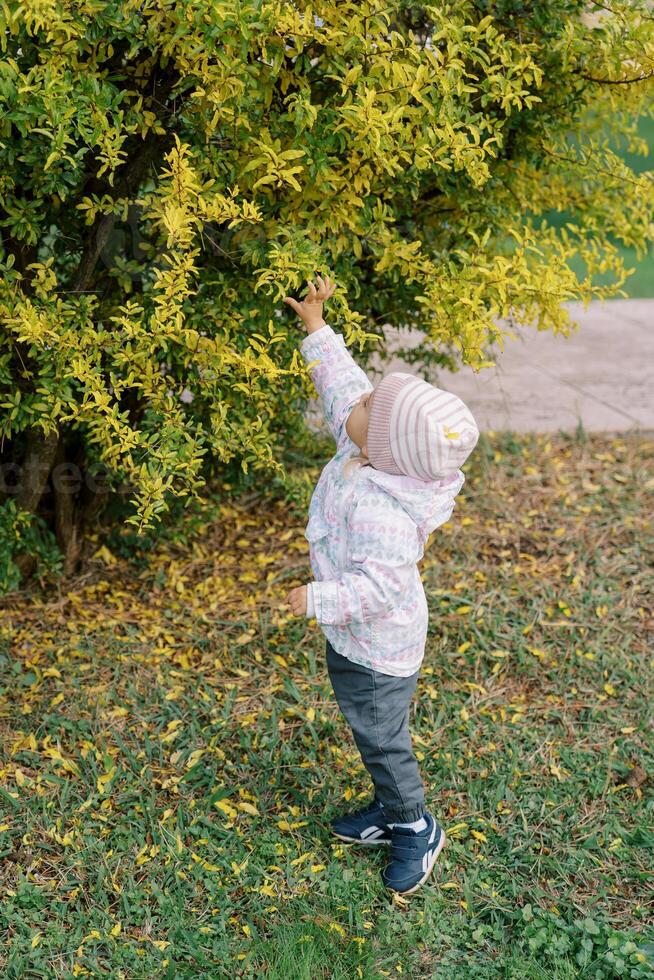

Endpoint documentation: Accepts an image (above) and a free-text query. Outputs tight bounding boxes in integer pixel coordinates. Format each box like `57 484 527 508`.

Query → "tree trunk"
10 427 59 584
52 435 84 576
16 426 59 514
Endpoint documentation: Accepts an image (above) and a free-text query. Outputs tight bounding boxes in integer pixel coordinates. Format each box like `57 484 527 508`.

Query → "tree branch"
576 70 654 85
70 65 180 294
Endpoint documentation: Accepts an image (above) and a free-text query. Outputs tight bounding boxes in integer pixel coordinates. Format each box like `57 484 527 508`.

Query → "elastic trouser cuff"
382 801 426 824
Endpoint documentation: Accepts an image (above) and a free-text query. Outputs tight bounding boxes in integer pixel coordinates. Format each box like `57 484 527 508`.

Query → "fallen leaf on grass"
625 765 647 789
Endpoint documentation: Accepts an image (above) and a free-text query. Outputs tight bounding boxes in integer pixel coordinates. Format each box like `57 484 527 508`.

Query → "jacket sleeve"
305 582 315 619
300 323 373 448
309 489 419 626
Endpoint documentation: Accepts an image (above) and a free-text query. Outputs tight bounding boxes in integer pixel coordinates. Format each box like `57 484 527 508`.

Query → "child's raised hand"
285 585 308 616
283 274 336 334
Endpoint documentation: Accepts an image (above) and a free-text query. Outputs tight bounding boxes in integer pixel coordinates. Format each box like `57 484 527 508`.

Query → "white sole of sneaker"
393 829 447 896
332 831 391 846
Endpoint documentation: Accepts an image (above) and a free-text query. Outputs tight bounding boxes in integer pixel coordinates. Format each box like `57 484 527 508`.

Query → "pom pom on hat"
366 372 479 481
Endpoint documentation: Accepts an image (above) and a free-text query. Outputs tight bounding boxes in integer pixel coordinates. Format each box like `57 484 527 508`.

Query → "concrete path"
367 299 653 434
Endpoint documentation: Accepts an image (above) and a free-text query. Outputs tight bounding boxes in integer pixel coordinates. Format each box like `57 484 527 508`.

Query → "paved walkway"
366 299 653 433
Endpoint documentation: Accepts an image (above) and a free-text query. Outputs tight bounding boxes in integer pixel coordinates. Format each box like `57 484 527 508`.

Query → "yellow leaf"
237 801 259 816
97 767 116 794
161 720 184 743
215 799 238 819
44 151 59 171
31 933 41 949
110 922 121 937
92 545 117 565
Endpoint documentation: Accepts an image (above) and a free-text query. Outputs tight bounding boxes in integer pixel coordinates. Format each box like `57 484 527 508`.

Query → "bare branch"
576 70 654 85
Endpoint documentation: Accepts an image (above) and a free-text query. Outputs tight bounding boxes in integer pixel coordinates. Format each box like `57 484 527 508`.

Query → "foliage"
518 906 653 979
0 499 62 592
0 0 653 572
1 430 652 976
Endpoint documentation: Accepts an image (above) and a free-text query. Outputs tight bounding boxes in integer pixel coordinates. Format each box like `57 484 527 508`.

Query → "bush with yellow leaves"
1 0 652 582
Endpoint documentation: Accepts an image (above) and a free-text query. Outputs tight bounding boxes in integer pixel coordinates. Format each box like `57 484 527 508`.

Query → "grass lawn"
1 429 653 979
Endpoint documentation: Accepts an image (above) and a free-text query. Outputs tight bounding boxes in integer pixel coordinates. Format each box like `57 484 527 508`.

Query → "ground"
0 429 652 979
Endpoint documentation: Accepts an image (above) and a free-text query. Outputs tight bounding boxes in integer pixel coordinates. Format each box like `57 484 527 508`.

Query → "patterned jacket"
300 323 467 677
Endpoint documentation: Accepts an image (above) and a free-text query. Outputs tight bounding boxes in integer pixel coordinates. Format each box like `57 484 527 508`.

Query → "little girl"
284 275 480 896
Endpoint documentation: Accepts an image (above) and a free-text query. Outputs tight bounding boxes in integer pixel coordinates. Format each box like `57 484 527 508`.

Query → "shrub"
1 0 652 582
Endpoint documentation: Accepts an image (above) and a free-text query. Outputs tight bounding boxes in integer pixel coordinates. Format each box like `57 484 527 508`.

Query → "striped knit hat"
366 372 480 481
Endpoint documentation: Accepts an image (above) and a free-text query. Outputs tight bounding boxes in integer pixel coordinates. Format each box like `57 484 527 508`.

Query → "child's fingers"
283 296 301 314
315 274 336 301
285 585 306 616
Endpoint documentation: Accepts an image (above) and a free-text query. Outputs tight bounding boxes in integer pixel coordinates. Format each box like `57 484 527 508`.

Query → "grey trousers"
326 638 426 823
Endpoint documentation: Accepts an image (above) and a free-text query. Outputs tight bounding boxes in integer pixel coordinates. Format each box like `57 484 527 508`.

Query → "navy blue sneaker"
331 799 392 846
382 812 446 895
